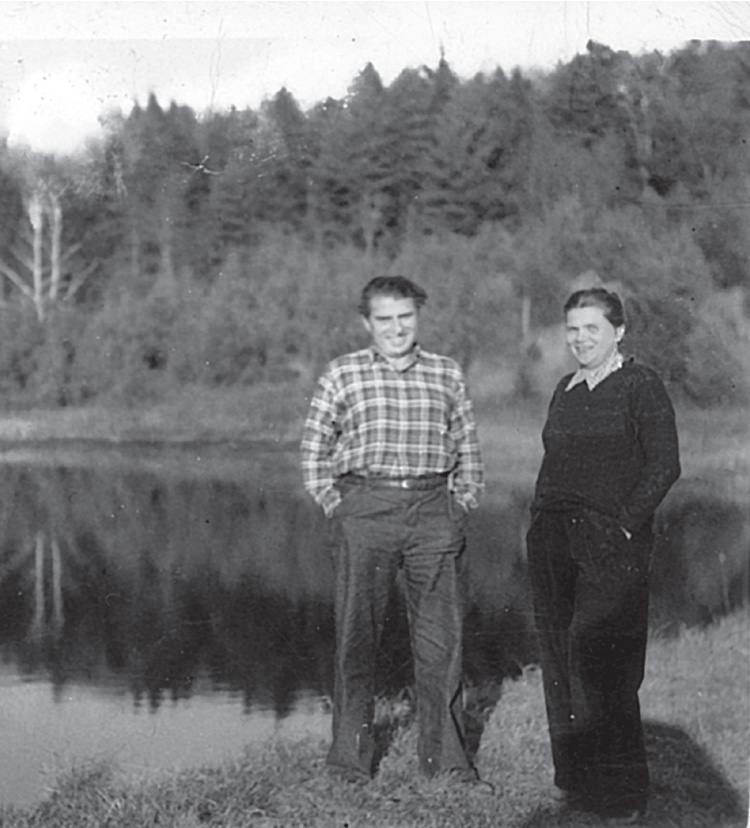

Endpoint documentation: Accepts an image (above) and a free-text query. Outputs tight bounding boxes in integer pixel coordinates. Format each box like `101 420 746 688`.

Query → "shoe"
326 763 371 784
442 768 496 795
467 778 496 796
552 787 596 813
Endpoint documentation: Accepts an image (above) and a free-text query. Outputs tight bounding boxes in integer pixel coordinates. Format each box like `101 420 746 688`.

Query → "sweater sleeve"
617 373 681 534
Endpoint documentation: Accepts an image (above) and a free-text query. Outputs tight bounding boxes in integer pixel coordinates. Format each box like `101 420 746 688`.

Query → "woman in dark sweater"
527 288 680 824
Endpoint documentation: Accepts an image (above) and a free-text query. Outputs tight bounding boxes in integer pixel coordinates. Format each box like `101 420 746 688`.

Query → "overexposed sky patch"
1 1 749 155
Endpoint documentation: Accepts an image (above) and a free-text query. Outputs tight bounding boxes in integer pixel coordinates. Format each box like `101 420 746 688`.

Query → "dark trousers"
327 482 472 778
526 509 652 816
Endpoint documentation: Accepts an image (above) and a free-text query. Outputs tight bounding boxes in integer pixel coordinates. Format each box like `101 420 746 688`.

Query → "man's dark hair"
564 287 625 329
358 276 428 317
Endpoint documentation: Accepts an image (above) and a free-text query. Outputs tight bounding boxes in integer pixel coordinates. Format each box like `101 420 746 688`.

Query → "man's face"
363 294 419 359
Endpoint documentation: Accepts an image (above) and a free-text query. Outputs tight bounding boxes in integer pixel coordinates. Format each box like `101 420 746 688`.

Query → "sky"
1 1 749 155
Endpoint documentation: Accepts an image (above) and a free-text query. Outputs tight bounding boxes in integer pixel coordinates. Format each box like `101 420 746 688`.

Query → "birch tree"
0 151 100 321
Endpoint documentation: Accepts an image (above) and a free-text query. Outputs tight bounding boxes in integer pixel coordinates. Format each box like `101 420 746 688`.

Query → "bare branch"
0 260 34 301
64 259 100 300
61 242 83 262
9 249 35 272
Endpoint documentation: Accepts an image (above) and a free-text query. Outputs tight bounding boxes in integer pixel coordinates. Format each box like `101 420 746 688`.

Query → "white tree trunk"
50 193 63 302
51 535 64 636
33 531 45 641
28 192 45 321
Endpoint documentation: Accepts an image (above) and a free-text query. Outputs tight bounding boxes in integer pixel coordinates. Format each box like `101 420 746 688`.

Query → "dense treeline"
0 39 748 409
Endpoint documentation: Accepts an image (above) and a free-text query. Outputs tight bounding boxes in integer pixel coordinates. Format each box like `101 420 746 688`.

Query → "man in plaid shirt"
300 276 487 789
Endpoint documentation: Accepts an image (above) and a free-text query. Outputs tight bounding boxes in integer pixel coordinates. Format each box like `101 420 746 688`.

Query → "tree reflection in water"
0 461 337 714
0 457 746 718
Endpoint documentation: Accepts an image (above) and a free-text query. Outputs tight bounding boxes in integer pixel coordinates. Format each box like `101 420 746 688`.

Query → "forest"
0 38 748 410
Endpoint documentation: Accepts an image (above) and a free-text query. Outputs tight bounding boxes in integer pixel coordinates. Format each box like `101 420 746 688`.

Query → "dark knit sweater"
532 359 681 534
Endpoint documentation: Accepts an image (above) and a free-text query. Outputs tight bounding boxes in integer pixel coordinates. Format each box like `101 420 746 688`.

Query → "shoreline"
0 407 300 446
0 399 747 491
0 609 746 826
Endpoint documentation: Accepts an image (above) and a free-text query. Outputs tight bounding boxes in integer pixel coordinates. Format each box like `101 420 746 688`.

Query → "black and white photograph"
0 2 747 826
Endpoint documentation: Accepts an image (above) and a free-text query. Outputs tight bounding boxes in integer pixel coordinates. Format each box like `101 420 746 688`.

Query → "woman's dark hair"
358 276 428 317
564 288 625 328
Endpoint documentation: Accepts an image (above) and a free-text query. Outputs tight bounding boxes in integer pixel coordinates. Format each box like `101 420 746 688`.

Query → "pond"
0 443 746 807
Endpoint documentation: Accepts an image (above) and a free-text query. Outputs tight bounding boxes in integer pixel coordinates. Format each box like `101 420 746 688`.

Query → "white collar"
566 349 624 392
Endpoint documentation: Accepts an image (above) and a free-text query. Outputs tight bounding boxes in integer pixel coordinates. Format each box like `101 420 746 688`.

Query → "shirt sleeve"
300 371 342 517
617 373 681 534
448 370 484 509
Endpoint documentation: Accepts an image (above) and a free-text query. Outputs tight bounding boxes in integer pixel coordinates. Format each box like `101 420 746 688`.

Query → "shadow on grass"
371 688 416 774
643 721 747 827
516 721 748 828
369 680 508 775
464 679 506 763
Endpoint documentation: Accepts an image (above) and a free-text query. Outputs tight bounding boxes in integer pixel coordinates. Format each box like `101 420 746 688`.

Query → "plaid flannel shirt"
300 346 484 516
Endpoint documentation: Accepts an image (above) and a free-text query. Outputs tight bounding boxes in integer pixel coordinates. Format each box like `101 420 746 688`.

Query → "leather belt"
341 473 448 490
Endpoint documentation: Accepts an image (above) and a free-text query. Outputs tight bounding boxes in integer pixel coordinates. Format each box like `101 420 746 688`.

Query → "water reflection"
0 461 542 715
0 450 746 804
0 461 337 715
1 460 748 708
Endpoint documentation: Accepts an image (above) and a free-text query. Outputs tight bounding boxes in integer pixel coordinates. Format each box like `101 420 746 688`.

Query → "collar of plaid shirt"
369 343 420 372
565 348 624 392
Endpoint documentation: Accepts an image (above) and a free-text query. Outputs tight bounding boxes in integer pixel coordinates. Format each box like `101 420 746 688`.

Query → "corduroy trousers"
327 481 473 779
526 508 652 817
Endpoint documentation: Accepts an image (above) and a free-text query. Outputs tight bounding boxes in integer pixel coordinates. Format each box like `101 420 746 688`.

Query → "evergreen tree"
201 106 265 257
255 88 313 229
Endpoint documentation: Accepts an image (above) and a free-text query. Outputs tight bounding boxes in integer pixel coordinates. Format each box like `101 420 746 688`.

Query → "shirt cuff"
453 489 479 512
317 485 342 518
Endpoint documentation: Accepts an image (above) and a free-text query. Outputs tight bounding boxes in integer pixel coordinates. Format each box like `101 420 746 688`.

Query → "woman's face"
565 305 624 370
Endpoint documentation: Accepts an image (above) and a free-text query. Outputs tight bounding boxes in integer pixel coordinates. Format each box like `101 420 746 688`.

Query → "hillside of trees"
0 38 748 411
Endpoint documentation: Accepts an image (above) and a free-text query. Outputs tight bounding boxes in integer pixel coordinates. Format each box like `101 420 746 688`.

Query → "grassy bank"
0 384 309 446
0 611 746 828
0 382 746 472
